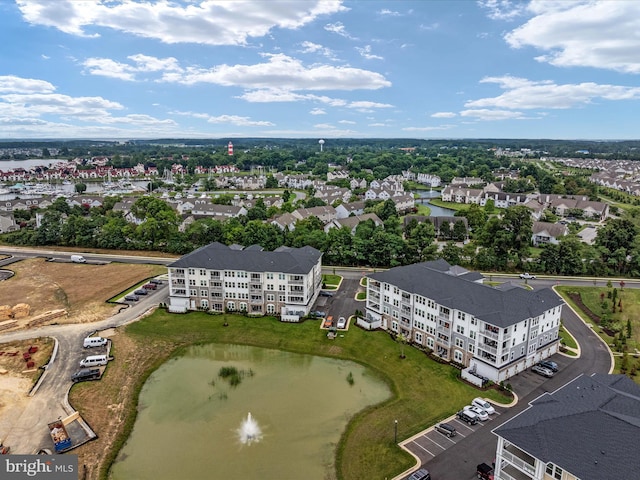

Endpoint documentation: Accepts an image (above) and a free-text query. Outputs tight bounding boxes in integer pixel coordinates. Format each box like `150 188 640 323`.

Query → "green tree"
75 182 87 194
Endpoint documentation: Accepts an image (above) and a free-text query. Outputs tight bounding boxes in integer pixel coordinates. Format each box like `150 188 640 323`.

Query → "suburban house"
0 213 17 233
335 201 366 219
363 260 563 382
270 212 298 231
531 221 569 247
492 373 640 480
167 242 323 322
292 205 337 224
323 213 383 234
440 186 484 204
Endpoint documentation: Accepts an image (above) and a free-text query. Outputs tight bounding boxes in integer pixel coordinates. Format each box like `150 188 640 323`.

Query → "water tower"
318 139 325 152
228 141 233 156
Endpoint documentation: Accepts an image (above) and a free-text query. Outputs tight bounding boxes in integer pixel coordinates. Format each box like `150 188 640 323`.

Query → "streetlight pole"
394 419 398 444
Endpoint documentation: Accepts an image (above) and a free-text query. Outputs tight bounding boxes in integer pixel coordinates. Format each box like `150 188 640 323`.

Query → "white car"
337 316 347 329
463 405 488 421
472 398 496 415
520 272 536 280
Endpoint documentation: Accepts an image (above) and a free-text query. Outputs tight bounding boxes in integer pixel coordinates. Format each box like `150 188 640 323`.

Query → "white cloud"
368 122 387 127
83 58 137 81
313 123 334 129
1 93 123 117
0 75 55 94
324 21 357 39
505 1 640 73
310 108 326 115
16 0 348 45
83 54 182 81
164 53 391 91
466 76 640 110
347 100 393 109
431 112 457 118
419 23 440 31
460 109 527 120
356 45 383 60
402 125 455 132
338 119 356 124
207 115 274 127
299 41 336 59
92 114 177 126
477 0 527 21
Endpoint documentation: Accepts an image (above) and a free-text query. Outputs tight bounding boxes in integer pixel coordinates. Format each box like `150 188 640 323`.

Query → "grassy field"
94 311 512 480
559 325 578 350
356 292 366 300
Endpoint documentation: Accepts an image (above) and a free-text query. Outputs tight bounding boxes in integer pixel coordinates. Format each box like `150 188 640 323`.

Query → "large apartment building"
364 260 564 382
492 374 640 480
167 242 323 322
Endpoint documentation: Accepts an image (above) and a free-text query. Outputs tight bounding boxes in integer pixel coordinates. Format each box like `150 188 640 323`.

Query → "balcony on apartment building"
500 444 537 479
437 321 451 335
171 288 187 296
250 295 263 303
249 283 262 291
289 276 305 285
368 301 380 311
482 326 500 340
436 332 450 347
171 271 185 278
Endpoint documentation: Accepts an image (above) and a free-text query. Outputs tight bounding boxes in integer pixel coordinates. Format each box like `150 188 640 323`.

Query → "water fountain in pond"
237 412 262 445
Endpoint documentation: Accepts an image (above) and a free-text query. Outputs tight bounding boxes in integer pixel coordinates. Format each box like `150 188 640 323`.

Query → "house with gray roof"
531 221 569 247
167 242 322 322
493 373 640 480
364 259 564 381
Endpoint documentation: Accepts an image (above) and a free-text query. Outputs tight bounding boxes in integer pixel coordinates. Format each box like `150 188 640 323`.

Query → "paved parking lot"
401 406 504 470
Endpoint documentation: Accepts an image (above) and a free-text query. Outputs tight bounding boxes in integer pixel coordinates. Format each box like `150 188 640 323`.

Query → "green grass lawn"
356 291 366 300
414 204 431 216
123 311 511 480
323 274 341 288
559 325 578 349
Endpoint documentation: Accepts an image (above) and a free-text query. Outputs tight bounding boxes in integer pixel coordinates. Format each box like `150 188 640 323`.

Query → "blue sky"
1 0 639 140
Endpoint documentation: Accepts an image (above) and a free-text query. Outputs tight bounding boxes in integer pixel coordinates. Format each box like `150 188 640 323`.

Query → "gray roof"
494 374 640 480
368 260 563 327
168 242 322 274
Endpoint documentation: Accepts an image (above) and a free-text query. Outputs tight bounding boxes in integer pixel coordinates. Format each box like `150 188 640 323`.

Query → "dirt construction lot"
0 258 166 476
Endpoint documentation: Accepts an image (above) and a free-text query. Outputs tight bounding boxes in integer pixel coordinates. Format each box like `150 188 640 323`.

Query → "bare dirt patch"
68 329 174 479
0 258 165 326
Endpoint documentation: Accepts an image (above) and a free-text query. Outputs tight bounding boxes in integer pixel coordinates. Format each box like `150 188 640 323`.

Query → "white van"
71 255 87 263
79 354 108 368
83 337 107 348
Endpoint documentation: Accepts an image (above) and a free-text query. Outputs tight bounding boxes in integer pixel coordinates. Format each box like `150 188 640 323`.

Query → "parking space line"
424 436 447 450
411 440 435 457
452 419 476 431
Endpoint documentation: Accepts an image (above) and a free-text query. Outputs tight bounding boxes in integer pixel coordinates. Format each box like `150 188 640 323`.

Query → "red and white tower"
228 141 234 156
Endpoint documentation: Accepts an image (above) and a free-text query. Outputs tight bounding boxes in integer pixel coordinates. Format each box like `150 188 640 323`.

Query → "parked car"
532 364 554 377
520 272 536 279
408 468 431 480
456 409 478 425
464 405 488 421
472 397 496 415
149 279 163 285
477 462 494 480
310 310 326 318
142 283 157 290
323 316 333 328
337 316 347 329
319 291 334 297
71 368 101 383
538 360 559 372
134 289 148 295
124 294 139 302
434 422 457 437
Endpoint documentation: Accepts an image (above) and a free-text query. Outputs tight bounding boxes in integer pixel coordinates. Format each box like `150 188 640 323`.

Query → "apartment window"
200 280 207 286
468 344 474 353
266 273 274 279
471 317 477 325
391 321 398 332
188 268 195 275
189 279 196 286
279 295 285 302
415 332 423 344
456 325 464 335
427 337 434 349
201 299 208 309
455 338 464 348
266 294 275 302
546 464 563 480
190 289 197 296
200 290 207 297
267 304 275 314
199 269 206 276
279 274 285 280
454 350 463 363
